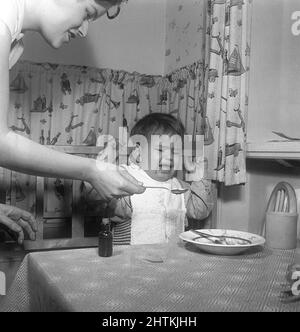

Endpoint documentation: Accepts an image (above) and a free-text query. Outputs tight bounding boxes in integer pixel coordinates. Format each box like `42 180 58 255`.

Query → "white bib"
123 164 186 245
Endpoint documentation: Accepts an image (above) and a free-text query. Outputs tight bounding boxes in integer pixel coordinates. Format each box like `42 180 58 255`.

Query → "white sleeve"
0 1 18 40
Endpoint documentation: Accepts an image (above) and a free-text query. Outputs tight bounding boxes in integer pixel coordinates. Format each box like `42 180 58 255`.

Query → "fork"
190 229 252 245
191 230 223 244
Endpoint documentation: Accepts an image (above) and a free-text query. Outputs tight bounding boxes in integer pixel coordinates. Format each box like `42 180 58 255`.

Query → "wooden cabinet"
247 0 300 163
0 146 104 251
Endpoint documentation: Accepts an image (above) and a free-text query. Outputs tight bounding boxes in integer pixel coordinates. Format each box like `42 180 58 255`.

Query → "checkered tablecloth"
1 243 299 312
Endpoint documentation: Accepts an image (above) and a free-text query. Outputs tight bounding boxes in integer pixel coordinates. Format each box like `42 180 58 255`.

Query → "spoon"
145 186 189 195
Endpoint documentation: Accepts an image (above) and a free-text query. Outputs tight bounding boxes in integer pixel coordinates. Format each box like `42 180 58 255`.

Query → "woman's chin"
47 36 68 49
46 40 62 49
52 43 62 49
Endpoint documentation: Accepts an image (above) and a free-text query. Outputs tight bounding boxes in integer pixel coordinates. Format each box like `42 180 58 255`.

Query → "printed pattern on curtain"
205 0 252 185
9 61 207 146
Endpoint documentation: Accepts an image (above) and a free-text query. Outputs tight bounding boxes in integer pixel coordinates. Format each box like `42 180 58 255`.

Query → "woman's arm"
0 23 144 200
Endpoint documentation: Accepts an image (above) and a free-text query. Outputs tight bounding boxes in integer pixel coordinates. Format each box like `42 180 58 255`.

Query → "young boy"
110 113 214 245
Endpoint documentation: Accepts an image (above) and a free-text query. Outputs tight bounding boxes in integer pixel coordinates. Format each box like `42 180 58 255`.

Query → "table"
1 242 300 312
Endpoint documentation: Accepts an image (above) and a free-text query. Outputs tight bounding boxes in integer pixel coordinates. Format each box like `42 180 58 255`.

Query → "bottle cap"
100 218 110 232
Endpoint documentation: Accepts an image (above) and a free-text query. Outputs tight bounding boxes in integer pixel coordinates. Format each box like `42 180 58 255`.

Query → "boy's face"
142 135 183 182
41 0 117 49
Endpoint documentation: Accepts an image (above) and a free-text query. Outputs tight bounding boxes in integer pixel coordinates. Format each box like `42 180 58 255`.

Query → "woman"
0 0 145 244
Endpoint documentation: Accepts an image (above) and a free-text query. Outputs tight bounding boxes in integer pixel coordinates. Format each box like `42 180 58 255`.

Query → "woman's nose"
78 20 89 37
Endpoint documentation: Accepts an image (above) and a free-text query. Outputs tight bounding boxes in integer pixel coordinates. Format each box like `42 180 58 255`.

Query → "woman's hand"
0 204 37 245
87 160 145 201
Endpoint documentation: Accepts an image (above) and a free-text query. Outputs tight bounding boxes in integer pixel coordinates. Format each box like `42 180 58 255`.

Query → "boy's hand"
190 180 212 197
0 204 37 244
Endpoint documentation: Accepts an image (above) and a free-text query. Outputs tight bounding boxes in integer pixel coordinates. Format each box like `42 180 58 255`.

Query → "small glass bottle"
46 130 51 145
39 130 45 145
98 219 113 257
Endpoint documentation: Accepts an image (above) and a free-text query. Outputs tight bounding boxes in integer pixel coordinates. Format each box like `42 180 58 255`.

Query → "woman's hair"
130 113 185 140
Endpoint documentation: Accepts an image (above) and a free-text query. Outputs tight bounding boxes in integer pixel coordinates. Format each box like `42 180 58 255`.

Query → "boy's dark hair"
130 113 185 140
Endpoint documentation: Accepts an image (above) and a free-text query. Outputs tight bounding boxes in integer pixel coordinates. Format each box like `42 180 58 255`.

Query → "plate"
179 229 266 256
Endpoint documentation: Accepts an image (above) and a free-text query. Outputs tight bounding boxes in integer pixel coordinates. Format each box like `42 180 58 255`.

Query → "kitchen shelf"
246 142 300 168
247 142 300 160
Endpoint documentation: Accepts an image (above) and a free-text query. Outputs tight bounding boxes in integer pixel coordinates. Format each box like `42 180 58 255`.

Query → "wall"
164 0 205 74
21 0 167 75
248 0 300 142
21 0 206 76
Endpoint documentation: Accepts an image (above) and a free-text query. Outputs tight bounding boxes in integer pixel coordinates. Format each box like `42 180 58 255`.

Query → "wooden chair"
0 146 104 251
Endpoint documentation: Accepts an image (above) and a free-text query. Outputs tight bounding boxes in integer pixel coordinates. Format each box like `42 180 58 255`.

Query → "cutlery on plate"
191 231 223 244
190 229 252 245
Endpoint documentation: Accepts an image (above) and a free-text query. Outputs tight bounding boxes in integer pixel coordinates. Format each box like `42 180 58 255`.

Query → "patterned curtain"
9 60 207 147
204 0 253 185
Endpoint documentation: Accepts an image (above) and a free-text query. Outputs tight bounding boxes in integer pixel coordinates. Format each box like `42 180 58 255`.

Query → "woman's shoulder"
0 0 21 39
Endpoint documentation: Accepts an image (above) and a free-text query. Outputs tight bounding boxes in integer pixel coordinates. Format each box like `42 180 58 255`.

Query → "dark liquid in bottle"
98 219 113 257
